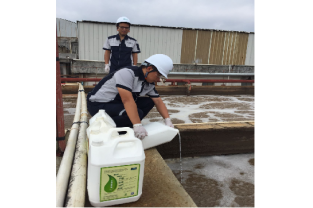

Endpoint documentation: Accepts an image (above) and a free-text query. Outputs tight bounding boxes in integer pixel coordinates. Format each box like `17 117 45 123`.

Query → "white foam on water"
64 95 254 124
165 153 254 207
142 95 254 124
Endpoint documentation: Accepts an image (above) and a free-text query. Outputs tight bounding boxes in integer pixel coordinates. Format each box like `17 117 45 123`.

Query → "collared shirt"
103 34 140 72
88 66 159 103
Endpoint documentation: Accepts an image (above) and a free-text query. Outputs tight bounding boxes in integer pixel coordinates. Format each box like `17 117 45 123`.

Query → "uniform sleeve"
132 40 141 53
147 87 160 98
103 38 111 50
114 69 134 92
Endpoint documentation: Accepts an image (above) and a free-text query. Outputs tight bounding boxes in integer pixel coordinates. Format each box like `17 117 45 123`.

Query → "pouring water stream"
178 132 183 184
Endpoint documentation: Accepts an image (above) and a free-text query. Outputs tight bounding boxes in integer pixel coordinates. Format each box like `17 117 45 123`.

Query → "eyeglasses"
119 26 130 30
151 68 163 77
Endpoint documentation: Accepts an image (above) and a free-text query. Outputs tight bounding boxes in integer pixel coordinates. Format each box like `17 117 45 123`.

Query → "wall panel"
245 34 254 65
180 30 197 64
222 32 231 65
209 31 226 65
195 31 212 64
77 21 252 65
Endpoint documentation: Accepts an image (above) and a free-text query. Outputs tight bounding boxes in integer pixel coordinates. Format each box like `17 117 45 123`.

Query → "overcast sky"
56 0 254 32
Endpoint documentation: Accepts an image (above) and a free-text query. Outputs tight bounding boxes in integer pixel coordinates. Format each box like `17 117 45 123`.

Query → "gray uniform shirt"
88 66 159 103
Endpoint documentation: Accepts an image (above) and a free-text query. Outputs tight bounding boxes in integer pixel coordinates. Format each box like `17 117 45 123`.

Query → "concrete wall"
71 60 254 74
157 121 255 159
70 60 254 86
58 37 78 54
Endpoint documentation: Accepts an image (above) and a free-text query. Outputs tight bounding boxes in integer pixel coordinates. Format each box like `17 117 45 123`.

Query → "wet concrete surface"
58 94 254 207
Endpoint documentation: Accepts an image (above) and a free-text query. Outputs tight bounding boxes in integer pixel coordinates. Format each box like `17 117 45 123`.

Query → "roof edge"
77 20 254 33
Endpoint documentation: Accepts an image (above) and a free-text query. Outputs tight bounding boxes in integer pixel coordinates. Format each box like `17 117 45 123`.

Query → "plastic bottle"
141 122 179 150
86 110 118 153
87 127 145 207
89 109 116 128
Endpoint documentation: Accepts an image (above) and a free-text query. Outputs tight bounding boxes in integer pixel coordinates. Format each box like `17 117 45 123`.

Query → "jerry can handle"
111 138 141 153
107 127 134 139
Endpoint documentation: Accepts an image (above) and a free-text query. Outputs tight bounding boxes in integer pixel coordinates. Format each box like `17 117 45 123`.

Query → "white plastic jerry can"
87 127 145 207
141 122 179 150
86 116 119 154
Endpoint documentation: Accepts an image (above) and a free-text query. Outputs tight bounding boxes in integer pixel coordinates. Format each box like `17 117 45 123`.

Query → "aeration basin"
57 89 254 207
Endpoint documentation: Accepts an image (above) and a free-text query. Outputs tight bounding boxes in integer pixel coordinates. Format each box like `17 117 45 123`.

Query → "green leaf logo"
104 175 117 192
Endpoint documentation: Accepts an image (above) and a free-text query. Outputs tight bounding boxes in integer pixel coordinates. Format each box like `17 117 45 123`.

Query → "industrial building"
57 18 254 65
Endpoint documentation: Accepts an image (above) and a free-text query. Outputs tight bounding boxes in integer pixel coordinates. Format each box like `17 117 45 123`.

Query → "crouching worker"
87 54 175 140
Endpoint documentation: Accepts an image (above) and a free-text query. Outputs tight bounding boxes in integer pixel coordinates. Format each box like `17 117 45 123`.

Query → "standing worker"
103 16 140 73
87 54 174 140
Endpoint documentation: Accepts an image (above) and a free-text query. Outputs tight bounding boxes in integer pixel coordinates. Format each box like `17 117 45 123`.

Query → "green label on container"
100 164 140 202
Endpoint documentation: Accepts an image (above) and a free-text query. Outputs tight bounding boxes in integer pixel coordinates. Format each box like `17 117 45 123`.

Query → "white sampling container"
142 122 179 150
87 127 145 207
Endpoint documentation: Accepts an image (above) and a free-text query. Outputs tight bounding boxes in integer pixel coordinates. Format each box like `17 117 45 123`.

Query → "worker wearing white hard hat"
103 16 140 73
87 54 175 140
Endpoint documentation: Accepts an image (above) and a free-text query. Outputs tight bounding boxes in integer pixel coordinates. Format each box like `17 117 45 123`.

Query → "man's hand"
105 64 110 73
164 118 174 128
133 123 148 140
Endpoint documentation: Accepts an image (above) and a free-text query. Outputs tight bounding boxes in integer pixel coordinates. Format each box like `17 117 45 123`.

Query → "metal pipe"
169 72 254 76
165 79 254 83
62 72 253 77
65 84 88 207
61 78 254 83
61 78 102 82
56 88 82 207
71 59 254 67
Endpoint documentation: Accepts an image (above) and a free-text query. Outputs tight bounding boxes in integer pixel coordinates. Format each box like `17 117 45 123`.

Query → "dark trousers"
87 97 155 128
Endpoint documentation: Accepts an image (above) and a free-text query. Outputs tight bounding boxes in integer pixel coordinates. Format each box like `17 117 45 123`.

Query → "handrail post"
56 29 66 152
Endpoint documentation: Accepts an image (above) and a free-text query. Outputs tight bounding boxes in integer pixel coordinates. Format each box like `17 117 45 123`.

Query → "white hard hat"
144 54 173 78
116 16 130 24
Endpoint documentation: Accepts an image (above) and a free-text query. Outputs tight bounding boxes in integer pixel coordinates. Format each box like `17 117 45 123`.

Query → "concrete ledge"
190 86 254 95
155 85 188 95
156 121 254 159
71 60 254 74
62 85 254 95
84 148 197 207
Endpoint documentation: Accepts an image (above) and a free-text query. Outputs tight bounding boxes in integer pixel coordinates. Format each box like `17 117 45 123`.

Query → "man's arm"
117 87 141 125
104 50 111 64
132 53 138 66
151 97 170 119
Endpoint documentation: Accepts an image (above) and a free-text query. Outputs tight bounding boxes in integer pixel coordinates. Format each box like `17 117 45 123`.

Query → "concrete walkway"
57 149 197 207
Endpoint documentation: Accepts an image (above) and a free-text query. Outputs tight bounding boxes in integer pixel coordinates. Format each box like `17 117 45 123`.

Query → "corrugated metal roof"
78 20 253 34
57 18 76 24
